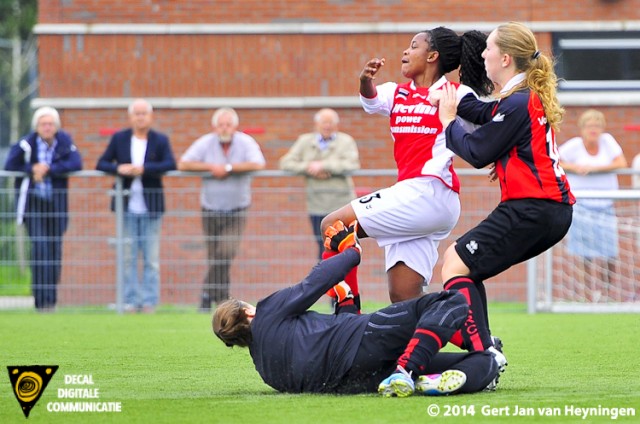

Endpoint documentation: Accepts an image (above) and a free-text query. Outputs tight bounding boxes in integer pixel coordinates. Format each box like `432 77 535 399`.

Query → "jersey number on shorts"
358 192 382 204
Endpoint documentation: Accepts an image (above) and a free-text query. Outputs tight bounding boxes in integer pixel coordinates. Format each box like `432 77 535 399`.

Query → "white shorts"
351 177 460 285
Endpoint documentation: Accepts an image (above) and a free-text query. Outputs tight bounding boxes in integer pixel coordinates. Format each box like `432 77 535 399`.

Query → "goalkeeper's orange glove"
323 220 360 253
325 281 354 303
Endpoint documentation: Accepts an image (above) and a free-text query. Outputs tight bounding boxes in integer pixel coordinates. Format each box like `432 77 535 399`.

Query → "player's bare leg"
387 262 424 302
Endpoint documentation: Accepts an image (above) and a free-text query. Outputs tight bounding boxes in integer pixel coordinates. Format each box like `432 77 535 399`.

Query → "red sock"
322 250 359 297
323 250 361 312
449 330 465 349
321 250 338 261
344 264 359 298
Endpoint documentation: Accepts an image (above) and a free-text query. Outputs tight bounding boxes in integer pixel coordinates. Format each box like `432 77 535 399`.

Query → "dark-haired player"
320 27 494 308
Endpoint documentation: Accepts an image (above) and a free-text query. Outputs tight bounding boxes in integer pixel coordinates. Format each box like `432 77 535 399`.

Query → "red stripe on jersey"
414 328 443 350
495 91 575 204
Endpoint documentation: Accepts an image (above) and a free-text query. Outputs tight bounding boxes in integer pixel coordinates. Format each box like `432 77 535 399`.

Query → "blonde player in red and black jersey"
321 27 493 308
436 22 575 361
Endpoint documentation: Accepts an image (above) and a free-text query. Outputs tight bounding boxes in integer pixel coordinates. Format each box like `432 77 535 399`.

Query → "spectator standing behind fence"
4 106 83 312
96 99 176 314
559 109 627 302
632 152 640 192
178 108 266 312
279 108 360 261
633 153 640 190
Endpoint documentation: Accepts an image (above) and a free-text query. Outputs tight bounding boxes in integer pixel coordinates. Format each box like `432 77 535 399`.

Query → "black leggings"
335 292 499 394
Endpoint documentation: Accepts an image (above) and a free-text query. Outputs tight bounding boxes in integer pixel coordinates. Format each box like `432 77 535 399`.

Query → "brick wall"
62 107 640 177
33 0 640 304
39 0 640 24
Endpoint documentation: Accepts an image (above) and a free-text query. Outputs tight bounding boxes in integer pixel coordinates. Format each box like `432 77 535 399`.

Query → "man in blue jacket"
5 106 83 311
97 99 176 313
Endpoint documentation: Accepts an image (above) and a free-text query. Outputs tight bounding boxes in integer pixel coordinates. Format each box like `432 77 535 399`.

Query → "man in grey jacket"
279 108 360 260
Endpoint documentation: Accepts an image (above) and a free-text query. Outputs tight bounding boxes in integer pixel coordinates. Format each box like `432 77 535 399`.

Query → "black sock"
475 280 491 335
444 276 493 351
397 328 442 377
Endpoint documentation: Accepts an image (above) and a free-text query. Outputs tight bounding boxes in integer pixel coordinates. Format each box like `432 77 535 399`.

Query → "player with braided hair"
321 27 492 306
460 30 495 98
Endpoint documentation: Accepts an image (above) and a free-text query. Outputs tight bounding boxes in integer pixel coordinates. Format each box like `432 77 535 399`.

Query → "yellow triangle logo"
7 365 58 418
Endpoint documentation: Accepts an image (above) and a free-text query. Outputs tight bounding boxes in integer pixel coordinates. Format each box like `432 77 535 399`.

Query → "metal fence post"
527 257 537 314
114 176 125 314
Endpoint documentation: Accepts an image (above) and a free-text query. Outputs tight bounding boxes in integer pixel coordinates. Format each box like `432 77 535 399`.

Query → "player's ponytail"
527 52 564 132
460 30 494 97
426 27 494 98
426 27 462 76
212 299 253 347
494 22 564 131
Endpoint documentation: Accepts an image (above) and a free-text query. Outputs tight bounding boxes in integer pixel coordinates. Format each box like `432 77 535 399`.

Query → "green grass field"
0 265 31 296
1 305 639 424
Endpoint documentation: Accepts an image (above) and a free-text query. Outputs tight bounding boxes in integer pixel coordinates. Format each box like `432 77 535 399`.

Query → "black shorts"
455 199 573 282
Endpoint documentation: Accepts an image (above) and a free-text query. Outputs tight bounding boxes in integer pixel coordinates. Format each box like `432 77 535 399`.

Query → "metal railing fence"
0 168 638 313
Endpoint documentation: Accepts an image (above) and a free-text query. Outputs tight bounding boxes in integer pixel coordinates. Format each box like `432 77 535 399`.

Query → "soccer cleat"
416 370 467 396
378 366 415 397
484 336 507 391
491 336 503 351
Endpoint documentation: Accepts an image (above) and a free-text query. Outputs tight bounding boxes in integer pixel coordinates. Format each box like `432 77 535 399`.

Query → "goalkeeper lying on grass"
212 220 503 396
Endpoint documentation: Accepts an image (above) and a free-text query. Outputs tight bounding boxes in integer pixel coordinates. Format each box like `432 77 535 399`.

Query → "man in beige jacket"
280 108 360 260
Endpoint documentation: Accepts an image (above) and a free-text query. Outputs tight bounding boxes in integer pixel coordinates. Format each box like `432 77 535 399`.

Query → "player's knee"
441 245 470 281
388 272 423 303
389 286 422 303
321 205 356 237
320 212 341 236
320 215 333 234
445 290 470 322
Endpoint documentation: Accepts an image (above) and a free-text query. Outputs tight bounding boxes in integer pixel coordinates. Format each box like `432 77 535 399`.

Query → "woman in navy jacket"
5 106 83 311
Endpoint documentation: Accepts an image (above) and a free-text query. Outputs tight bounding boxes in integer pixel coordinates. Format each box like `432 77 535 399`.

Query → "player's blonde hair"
212 299 253 348
494 22 564 132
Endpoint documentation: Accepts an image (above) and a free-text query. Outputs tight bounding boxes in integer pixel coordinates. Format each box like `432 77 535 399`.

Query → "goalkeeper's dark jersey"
249 249 368 393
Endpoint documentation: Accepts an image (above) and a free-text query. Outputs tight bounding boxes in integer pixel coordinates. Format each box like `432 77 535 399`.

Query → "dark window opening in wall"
553 32 640 90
